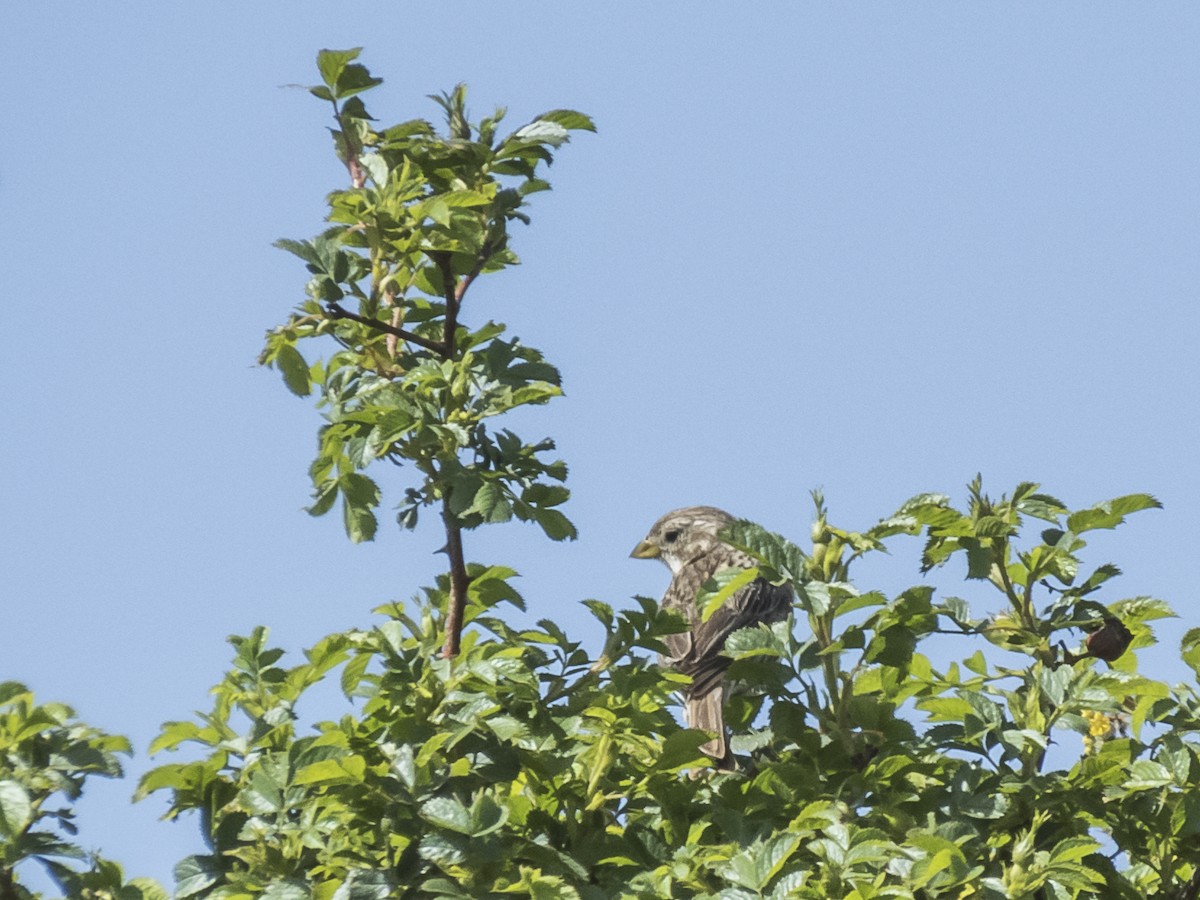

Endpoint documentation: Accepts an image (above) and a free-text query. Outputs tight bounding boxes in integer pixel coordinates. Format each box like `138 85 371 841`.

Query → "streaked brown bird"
631 506 793 766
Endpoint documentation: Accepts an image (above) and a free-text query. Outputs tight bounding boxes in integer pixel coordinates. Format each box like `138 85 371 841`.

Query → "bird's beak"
630 539 660 560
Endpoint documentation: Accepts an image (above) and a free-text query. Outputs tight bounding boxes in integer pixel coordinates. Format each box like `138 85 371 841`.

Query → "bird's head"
630 506 734 575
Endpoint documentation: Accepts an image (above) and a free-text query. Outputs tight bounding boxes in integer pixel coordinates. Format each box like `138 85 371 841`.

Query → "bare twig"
325 302 446 355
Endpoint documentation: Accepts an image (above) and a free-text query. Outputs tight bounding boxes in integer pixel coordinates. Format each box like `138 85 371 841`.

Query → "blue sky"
2 3 1198 889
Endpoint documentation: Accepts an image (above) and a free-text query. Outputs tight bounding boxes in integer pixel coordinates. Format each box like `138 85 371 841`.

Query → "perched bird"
631 506 793 766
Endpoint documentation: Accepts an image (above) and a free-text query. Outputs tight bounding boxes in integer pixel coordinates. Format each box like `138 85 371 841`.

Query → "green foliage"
134 478 1200 898
0 683 165 898
260 48 593 546
16 46 1194 900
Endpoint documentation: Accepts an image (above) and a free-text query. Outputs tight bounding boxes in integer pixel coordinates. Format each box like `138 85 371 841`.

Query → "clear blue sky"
2 3 1198 889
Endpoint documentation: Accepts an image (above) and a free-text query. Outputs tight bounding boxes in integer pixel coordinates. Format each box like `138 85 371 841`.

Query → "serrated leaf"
725 622 789 659
1124 759 1172 790
317 48 362 91
174 855 222 898
963 650 989 676
0 780 32 837
514 119 570 147
833 590 888 619
1067 494 1162 533
534 507 577 541
273 344 312 397
336 64 382 100
273 237 321 267
262 881 311 900
420 796 472 834
464 481 513 524
332 870 393 900
536 109 597 132
655 730 711 772
697 566 759 623
293 759 354 785
339 473 380 542
755 833 802 889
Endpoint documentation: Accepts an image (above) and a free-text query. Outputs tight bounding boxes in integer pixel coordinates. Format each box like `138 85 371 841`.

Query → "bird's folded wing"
678 578 793 697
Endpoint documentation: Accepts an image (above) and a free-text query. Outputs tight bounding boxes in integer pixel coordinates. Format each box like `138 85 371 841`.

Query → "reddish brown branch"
347 156 366 189
431 244 497 658
440 502 471 659
435 244 493 353
325 302 446 355
435 255 460 352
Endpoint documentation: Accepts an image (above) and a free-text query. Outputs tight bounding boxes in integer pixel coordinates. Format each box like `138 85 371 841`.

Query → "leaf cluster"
131 480 1200 898
0 683 165 899
260 49 593 544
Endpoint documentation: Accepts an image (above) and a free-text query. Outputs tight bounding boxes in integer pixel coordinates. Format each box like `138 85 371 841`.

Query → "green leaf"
336 64 383 100
697 566 759 623
963 650 989 676
655 730 711 772
533 507 577 541
725 622 789 659
262 881 311 900
833 590 888 620
132 762 210 802
335 870 394 899
1037 664 1073 707
1183 627 1200 674
273 237 321 267
420 796 472 834
755 833 802 889
963 538 993 580
174 855 222 898
274 344 312 397
339 473 380 543
293 758 353 785
722 520 806 580
317 48 362 91
0 780 32 838
536 109 597 132
464 481 513 524
1066 494 1162 533
1122 759 1173 791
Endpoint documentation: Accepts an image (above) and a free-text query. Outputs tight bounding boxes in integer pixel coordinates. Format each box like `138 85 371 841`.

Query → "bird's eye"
664 530 681 543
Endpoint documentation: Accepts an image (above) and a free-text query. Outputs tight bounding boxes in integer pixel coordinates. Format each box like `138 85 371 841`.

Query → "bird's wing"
670 559 793 698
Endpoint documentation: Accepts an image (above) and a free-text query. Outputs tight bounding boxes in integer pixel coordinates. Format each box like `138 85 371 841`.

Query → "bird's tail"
686 686 733 769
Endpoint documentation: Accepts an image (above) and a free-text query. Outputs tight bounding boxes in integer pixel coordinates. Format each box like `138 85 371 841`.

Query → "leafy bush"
0 683 164 899
132 481 1197 899
5 48 1197 900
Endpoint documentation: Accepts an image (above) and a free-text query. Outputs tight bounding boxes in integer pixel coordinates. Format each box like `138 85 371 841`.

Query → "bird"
631 506 793 767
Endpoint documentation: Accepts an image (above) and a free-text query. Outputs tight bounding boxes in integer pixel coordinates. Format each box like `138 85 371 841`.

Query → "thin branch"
325 302 446 354
347 156 366 189
385 285 402 358
436 254 459 352
440 500 471 659
437 243 495 352
455 259 485 304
